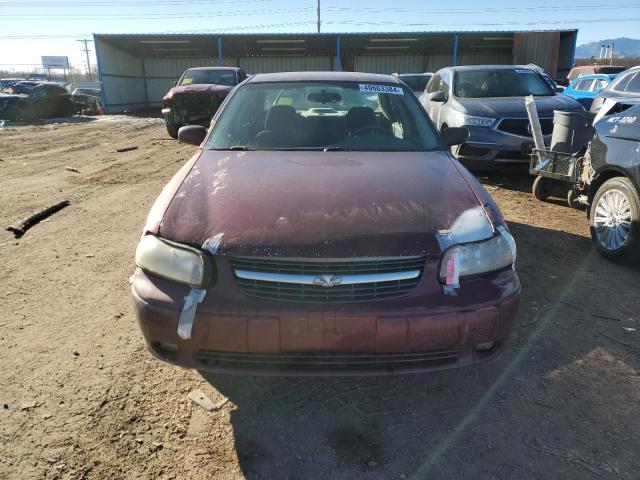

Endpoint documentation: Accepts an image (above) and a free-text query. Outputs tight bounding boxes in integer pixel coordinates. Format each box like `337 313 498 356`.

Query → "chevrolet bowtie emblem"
313 274 342 287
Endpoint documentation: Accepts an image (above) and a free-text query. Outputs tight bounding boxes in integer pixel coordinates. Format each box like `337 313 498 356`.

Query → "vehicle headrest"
345 106 376 132
265 105 298 131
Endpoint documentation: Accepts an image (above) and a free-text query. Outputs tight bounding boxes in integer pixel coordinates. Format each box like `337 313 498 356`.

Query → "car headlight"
453 112 497 127
439 231 515 282
135 235 212 287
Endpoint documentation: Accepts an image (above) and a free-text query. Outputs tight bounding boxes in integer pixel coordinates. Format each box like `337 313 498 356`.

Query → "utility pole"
317 0 321 34
77 39 93 82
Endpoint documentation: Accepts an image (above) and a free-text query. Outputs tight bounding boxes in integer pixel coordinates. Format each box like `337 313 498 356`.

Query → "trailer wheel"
567 189 583 209
589 177 640 263
532 176 551 201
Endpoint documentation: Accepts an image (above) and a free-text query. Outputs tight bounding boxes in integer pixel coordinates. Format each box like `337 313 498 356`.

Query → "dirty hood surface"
164 84 232 100
456 94 583 118
159 150 485 257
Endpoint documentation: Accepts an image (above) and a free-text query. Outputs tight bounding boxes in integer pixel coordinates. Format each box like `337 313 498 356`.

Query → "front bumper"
453 123 551 169
131 262 521 376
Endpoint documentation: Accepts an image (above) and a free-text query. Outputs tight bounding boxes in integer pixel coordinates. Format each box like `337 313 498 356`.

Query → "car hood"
0 94 24 102
157 150 490 257
163 84 233 101
456 94 583 118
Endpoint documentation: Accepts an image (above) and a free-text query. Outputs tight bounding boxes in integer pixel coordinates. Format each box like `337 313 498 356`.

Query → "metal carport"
94 30 578 113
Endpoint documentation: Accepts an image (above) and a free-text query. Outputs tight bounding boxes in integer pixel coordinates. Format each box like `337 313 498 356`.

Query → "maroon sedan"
132 72 520 375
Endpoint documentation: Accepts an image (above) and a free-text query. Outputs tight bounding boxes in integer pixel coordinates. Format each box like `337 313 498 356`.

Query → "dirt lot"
1 116 639 480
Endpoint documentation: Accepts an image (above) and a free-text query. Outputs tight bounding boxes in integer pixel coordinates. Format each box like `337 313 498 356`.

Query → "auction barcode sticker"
359 84 404 95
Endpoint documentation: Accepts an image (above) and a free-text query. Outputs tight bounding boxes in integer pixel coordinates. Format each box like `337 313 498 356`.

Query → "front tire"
165 116 180 139
589 177 640 263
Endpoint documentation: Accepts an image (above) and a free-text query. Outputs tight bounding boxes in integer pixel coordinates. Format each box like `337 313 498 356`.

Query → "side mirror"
178 125 207 146
429 91 446 102
173 80 178 86
441 127 469 147
555 86 565 93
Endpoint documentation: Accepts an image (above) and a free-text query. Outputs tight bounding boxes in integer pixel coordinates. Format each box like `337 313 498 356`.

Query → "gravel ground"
0 116 639 480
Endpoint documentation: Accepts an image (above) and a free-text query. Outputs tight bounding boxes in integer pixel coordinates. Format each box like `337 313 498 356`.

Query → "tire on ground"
532 175 551 201
165 117 180 139
589 176 640 263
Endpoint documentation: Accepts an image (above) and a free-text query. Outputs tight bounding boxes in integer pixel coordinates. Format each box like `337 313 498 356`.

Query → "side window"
592 79 608 91
238 70 247 82
612 71 635 92
579 79 595 91
426 74 441 93
572 80 585 91
440 72 451 98
623 72 640 93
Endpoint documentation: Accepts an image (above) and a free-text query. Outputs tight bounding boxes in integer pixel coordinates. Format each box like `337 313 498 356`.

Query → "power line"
0 0 276 5
323 17 640 27
1 7 314 20
2 16 639 40
326 3 640 15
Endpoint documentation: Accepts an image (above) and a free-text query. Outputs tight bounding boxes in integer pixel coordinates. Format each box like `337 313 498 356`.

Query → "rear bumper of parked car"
131 266 520 376
453 123 552 169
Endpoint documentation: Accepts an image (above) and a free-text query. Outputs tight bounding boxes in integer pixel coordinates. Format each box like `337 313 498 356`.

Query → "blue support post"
335 36 342 71
217 35 223 66
453 33 459 66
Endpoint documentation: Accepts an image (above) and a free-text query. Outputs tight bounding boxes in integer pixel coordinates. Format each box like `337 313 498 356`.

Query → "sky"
1 0 639 74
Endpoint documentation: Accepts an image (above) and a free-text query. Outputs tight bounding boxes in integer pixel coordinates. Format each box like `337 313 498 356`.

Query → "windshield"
179 69 236 86
205 81 440 151
398 75 431 92
455 69 554 98
74 88 100 96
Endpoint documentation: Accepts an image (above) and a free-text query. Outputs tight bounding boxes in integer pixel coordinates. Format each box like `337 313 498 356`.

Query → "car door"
420 72 450 128
419 73 441 119
564 78 582 98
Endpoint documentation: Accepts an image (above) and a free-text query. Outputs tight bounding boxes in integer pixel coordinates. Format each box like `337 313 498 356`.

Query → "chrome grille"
229 257 425 303
173 94 222 113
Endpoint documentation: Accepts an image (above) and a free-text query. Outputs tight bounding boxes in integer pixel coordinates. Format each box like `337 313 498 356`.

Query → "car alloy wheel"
593 188 632 251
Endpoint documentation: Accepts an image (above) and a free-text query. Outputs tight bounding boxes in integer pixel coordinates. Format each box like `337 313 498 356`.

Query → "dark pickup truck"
162 67 247 138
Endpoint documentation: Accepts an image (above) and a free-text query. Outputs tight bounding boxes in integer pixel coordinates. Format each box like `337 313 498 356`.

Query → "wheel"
589 177 640 263
532 176 551 201
567 189 583 209
165 117 180 139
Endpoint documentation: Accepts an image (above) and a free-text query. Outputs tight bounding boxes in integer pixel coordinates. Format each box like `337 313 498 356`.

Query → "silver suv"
420 65 584 169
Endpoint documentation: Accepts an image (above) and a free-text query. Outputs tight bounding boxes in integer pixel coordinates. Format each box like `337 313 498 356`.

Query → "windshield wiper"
323 146 345 151
229 145 252 151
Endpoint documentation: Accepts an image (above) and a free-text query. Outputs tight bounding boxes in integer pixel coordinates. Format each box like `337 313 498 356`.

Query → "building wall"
238 56 332 73
513 32 561 76
352 54 425 74
95 39 146 113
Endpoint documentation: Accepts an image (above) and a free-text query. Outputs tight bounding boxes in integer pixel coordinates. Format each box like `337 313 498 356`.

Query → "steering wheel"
351 125 390 137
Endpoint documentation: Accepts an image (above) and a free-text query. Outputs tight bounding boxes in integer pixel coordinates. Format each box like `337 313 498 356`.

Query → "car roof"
185 67 240 72
572 73 617 81
445 65 537 72
245 71 403 84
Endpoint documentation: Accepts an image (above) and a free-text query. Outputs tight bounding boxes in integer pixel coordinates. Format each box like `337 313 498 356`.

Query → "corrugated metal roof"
93 29 577 37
